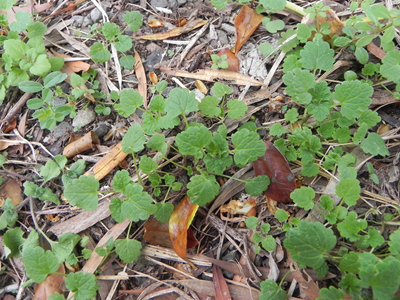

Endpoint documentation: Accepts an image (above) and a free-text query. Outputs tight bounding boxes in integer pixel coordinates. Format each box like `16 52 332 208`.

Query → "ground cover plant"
1 0 400 299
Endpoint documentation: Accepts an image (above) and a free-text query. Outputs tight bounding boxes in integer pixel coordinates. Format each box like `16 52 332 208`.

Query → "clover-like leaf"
122 123 146 153
231 129 266 167
165 88 198 118
175 124 212 159
187 174 220 206
336 178 360 206
64 175 99 211
245 175 270 196
300 34 335 71
115 239 142 263
22 246 60 283
65 271 99 300
283 68 315 104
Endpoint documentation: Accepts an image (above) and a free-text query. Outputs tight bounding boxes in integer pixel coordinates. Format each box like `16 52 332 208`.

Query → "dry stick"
2 93 32 127
176 20 210 68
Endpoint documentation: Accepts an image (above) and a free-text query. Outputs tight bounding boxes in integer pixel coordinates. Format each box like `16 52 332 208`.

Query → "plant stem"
285 1 306 17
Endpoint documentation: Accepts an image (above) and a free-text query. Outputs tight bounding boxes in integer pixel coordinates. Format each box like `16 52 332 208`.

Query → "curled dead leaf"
148 19 164 28
62 131 100 158
195 80 208 94
234 6 264 54
220 199 257 215
149 71 159 85
169 196 199 266
216 48 239 72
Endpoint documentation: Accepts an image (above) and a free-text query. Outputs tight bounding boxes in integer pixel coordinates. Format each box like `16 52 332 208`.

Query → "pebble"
177 0 187 6
72 107 96 128
216 30 228 46
150 0 168 8
145 49 165 71
93 122 109 139
72 15 84 27
90 8 102 23
82 17 93 27
50 97 67 107
169 0 178 8
52 121 73 139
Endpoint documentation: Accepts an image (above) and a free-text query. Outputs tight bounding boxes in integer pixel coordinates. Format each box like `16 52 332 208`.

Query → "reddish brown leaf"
216 48 239 72
149 71 159 85
253 141 296 203
3 118 16 133
234 6 264 54
175 18 187 27
169 196 199 265
134 50 148 109
213 264 232 300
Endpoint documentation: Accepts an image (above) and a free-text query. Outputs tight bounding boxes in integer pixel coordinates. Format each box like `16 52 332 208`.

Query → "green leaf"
139 156 158 174
336 178 360 206
259 0 286 12
339 252 361 273
165 88 198 118
300 34 334 71
109 197 126 223
211 82 232 97
30 54 51 76
123 11 143 32
265 19 285 33
115 89 143 117
23 181 60 204
360 133 389 156
245 216 258 230
337 211 367 242
3 227 25 258
122 123 146 153
204 154 232 175
18 81 43 93
101 22 120 40
275 209 289 222
259 279 287 300
290 187 315 210
355 47 369 64
198 96 222 118
245 175 270 196
115 35 132 52
284 108 299 123
51 233 81 264
389 228 400 257
22 246 60 283
284 221 336 278
319 195 334 211
49 292 66 300
283 68 315 104
64 175 99 211
175 124 212 159
147 134 168 156
227 99 247 119
3 39 29 62
115 239 142 263
0 0 17 10
339 273 362 300
210 0 227 10
40 155 67 182
187 174 220 206
27 21 47 38
70 73 85 88
44 71 67 88
380 50 400 88
259 42 274 57
317 287 344 300
120 55 135 70
370 257 400 300
231 129 266 167
89 42 111 63
0 198 18 230
261 235 276 252
65 271 99 300
333 81 373 120
154 202 174 223
269 123 286 137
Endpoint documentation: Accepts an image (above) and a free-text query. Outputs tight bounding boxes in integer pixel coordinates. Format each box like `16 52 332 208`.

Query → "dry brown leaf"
0 139 20 151
3 2 53 24
305 9 344 41
83 142 128 181
0 178 23 206
367 41 386 59
195 80 208 94
234 6 264 54
148 19 164 28
169 196 199 266
3 119 16 133
33 264 65 300
133 19 207 40
144 218 174 248
220 199 256 215
149 71 159 85
175 18 187 27
134 50 148 109
216 48 239 72
62 131 100 158
213 264 232 300
160 67 264 86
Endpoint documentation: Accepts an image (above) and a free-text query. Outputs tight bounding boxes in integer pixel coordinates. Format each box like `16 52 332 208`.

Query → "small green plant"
210 54 229 70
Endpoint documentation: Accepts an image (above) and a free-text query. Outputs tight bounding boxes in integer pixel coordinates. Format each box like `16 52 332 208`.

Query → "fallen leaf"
305 9 344 41
133 19 207 40
0 178 23 206
169 196 199 266
33 264 65 300
175 18 187 27
253 141 296 203
213 264 232 300
195 80 208 94
4 2 53 24
234 6 264 54
3 119 16 133
63 131 100 158
220 199 256 215
149 71 159 85
148 19 164 28
216 48 239 72
0 139 20 151
367 41 386 59
84 142 128 181
134 50 148 109
160 67 264 86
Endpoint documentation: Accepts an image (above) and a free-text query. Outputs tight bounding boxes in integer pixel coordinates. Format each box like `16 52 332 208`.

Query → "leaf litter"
1 0 400 299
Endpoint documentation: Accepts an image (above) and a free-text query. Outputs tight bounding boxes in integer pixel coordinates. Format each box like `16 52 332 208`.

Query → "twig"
2 93 33 127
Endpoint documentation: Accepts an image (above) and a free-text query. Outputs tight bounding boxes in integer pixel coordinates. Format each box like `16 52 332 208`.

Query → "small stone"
150 0 168 8
216 30 228 46
90 8 102 22
72 15 84 27
52 121 73 139
145 49 165 71
169 0 178 8
177 0 187 6
93 122 109 139
72 108 96 128
50 97 67 107
82 17 93 27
